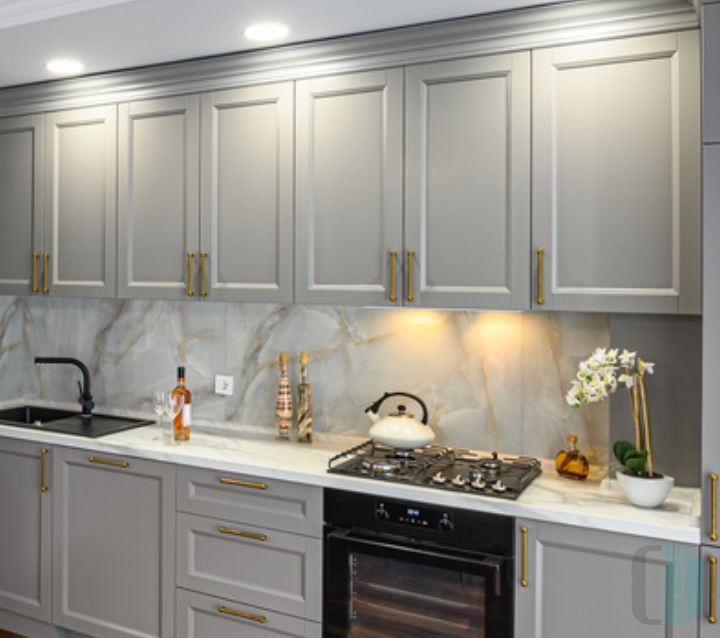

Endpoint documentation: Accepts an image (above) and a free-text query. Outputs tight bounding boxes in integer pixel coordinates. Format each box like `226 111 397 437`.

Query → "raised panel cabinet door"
533 31 701 313
118 95 200 300
52 448 175 638
0 439 51 622
405 52 531 310
702 546 720 635
515 520 699 638
704 4 720 144
200 82 293 303
0 115 43 296
296 68 403 306
44 105 117 298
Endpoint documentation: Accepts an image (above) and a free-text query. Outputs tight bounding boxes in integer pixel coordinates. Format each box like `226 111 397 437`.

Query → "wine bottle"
296 352 313 443
275 352 292 440
171 366 192 442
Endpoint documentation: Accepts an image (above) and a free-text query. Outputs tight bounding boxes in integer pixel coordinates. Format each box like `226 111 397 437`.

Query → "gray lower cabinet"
200 82 294 303
0 115 42 296
176 588 322 638
704 4 720 144
515 520 699 637
118 95 200 300
43 105 117 298
405 52 531 310
52 448 176 638
0 439 51 622
532 31 701 314
295 68 404 306
701 546 720 636
177 512 322 622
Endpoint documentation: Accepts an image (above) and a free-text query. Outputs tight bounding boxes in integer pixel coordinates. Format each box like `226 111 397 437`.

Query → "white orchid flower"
619 349 636 367
618 373 634 388
639 360 655 375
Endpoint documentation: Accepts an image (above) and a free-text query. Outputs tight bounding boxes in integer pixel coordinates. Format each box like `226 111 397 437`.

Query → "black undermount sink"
0 405 154 438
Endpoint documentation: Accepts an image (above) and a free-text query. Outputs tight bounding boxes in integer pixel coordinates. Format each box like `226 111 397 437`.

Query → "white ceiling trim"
0 0 135 29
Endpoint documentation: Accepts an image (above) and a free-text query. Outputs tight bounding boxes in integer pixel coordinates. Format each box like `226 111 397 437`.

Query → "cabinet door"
0 115 43 296
704 4 720 144
701 546 720 636
44 105 117 298
533 31 701 313
118 95 200 300
0 439 51 622
296 68 403 306
52 449 175 638
405 52 530 309
515 520 699 638
200 83 293 303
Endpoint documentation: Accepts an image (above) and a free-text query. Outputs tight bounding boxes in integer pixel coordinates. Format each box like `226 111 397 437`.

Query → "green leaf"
613 440 635 464
624 450 648 475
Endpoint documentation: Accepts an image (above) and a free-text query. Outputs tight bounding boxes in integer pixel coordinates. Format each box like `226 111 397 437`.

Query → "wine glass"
152 391 167 441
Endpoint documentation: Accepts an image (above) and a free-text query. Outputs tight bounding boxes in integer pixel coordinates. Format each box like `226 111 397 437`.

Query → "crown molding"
0 0 699 117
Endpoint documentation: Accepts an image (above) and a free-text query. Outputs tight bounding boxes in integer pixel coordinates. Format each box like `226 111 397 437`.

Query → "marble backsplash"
0 296 610 463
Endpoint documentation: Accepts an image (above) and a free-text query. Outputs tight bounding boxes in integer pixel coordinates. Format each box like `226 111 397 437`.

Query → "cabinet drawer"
177 466 322 537
177 589 321 638
177 513 322 621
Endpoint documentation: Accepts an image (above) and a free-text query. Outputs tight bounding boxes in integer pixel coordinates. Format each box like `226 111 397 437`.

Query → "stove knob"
438 515 454 532
375 505 390 521
451 474 466 488
432 471 448 485
493 480 508 493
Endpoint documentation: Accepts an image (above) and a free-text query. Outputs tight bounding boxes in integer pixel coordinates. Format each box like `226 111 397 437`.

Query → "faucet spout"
34 357 95 418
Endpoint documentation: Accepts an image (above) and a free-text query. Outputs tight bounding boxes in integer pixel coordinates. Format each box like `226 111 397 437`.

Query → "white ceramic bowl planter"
617 472 674 508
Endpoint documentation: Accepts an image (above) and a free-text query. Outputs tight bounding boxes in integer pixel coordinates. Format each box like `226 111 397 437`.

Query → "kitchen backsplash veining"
0 295 609 463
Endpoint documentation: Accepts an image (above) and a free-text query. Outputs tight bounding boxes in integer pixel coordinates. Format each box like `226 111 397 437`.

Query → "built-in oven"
324 489 514 638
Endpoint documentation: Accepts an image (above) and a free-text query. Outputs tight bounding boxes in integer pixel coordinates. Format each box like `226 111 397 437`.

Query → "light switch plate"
214 374 234 396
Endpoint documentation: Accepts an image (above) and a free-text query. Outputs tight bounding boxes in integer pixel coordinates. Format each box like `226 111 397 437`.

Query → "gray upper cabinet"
296 68 404 306
516 520 699 638
52 448 176 638
200 83 294 303
532 31 701 314
0 115 42 296
704 3 720 144
405 52 531 310
118 95 200 300
44 105 117 298
0 439 51 623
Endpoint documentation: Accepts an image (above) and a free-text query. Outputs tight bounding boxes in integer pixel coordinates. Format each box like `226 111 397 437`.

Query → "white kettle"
365 392 434 450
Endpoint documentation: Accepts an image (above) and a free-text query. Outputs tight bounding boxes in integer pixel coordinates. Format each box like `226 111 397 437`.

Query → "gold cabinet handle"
42 253 49 294
536 248 545 306
712 473 718 542
520 526 529 587
200 251 208 298
218 606 267 624
40 448 48 493
218 526 268 542
389 250 397 302
406 250 415 303
711 556 718 624
218 477 267 490
186 251 195 297
88 456 129 469
32 253 39 293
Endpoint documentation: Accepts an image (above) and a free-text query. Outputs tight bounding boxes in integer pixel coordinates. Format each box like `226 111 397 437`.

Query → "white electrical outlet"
214 374 234 396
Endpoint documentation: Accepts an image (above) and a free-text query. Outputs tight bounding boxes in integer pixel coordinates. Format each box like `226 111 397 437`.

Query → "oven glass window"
348 550 486 637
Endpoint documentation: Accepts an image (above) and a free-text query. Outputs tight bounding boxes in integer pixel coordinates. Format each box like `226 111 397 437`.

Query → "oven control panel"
375 500 454 532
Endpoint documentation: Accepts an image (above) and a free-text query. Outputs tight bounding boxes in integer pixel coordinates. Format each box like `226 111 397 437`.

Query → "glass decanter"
555 434 589 480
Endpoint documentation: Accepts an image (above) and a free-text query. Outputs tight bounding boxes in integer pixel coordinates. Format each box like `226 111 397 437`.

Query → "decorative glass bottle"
296 352 313 443
555 434 589 480
275 352 293 440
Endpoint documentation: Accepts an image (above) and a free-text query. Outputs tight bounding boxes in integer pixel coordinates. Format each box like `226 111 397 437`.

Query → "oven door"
324 528 513 638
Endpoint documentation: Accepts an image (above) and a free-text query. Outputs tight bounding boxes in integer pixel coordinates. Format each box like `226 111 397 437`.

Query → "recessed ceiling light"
244 23 289 42
46 59 85 75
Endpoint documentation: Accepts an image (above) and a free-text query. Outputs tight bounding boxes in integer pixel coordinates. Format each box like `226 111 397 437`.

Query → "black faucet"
34 357 95 418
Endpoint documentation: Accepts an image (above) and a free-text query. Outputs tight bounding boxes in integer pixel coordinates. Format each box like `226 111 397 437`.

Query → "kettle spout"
364 405 381 423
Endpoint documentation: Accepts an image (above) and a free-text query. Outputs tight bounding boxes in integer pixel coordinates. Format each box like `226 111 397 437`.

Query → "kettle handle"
364 392 429 425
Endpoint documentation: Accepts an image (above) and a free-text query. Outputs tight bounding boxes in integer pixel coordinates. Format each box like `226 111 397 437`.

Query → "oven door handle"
326 529 504 597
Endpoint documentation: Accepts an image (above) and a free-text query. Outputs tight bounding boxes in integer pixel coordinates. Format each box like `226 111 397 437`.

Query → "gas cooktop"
327 441 542 500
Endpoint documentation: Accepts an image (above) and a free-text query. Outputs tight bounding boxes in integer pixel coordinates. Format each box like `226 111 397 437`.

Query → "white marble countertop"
0 400 702 544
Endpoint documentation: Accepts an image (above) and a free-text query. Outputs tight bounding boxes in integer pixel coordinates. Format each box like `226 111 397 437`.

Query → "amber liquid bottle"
172 366 192 442
555 434 589 480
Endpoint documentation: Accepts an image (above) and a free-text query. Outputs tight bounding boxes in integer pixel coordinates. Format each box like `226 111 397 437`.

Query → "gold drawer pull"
218 526 268 542
536 248 545 306
218 606 267 624
32 252 39 293
389 250 397 302
218 477 267 490
186 251 195 297
41 448 48 493
711 555 718 624
406 249 415 303
712 473 718 542
42 252 49 294
89 456 129 469
520 526 528 587
200 251 208 298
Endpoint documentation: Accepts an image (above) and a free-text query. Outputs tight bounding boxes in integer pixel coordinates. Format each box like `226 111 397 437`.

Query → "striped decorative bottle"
275 352 293 440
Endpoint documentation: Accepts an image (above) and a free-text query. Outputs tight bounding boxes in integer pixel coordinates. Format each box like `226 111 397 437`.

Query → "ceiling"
0 0 570 89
